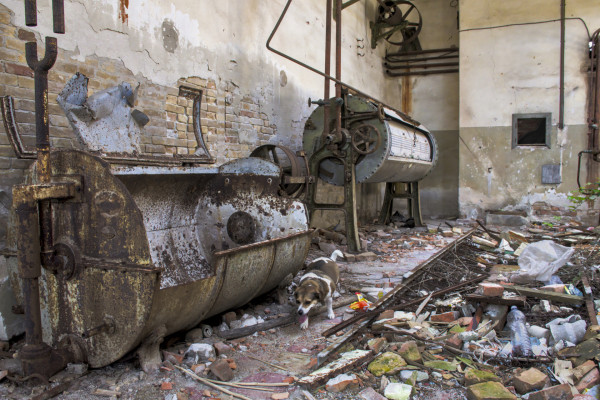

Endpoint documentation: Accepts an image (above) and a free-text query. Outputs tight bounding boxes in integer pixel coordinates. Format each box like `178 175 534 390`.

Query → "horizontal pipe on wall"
386 68 459 77
386 47 458 58
385 62 459 70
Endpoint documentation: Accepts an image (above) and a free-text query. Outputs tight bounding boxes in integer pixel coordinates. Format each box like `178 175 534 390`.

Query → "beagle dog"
295 250 342 330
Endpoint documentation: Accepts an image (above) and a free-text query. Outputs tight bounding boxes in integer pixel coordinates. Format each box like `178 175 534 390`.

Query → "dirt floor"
1 218 598 400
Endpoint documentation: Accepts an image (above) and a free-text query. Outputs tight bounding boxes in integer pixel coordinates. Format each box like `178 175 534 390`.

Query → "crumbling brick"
513 368 550 394
209 359 234 381
527 384 573 400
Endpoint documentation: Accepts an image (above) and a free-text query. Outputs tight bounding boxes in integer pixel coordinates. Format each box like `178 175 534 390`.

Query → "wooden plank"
465 294 527 307
298 350 372 389
582 276 599 326
500 284 584 305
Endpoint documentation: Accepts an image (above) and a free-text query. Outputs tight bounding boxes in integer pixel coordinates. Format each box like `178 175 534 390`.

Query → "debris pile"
297 222 600 399
1 220 599 400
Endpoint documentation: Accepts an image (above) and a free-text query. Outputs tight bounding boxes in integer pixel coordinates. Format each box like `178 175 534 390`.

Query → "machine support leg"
13 191 70 380
343 162 361 252
408 181 424 227
378 182 395 225
378 181 424 227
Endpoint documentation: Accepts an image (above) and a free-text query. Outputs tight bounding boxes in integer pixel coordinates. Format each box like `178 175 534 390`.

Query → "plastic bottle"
506 306 532 357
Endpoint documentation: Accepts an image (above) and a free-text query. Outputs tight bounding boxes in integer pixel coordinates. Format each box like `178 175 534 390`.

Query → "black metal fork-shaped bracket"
26 38 57 178
25 0 65 33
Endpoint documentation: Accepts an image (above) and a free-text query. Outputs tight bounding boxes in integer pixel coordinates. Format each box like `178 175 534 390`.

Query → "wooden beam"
500 284 584 305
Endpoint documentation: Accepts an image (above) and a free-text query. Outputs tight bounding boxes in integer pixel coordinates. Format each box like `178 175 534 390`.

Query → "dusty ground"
0 219 526 399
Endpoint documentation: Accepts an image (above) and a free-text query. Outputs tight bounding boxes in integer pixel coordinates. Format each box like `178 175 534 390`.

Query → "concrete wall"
459 0 600 223
386 0 460 219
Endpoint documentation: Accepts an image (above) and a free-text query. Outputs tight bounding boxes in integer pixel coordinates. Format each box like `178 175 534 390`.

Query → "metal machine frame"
267 0 432 252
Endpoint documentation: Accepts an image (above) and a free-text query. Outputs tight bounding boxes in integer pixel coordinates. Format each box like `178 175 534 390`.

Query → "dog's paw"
300 320 309 330
327 311 336 320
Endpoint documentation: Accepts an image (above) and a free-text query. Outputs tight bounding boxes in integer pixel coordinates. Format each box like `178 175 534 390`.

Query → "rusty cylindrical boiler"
7 150 311 370
303 95 438 184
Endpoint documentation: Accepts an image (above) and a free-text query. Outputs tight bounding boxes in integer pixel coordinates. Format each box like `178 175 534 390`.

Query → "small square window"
512 113 551 148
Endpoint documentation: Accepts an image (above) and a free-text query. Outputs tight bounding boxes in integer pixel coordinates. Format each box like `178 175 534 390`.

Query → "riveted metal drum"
6 150 311 368
302 95 438 184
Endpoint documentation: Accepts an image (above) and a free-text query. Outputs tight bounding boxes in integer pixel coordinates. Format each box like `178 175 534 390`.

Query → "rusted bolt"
267 178 272 185
224 178 230 185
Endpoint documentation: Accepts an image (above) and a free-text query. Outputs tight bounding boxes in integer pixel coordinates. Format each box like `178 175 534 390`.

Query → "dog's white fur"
295 250 341 330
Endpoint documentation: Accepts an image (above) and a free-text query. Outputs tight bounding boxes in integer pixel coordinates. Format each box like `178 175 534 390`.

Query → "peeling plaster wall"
458 0 600 222
1 0 397 149
0 0 408 234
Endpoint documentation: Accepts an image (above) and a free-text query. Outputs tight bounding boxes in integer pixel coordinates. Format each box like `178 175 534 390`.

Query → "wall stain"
119 0 129 24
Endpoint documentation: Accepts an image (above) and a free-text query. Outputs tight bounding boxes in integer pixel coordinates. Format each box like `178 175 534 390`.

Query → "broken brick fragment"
398 340 422 363
513 368 550 394
213 342 233 356
527 384 573 400
466 381 516 400
358 387 387 400
464 368 501 386
367 337 387 353
477 282 505 297
572 360 596 381
160 381 173 390
445 334 463 349
162 350 183 364
575 368 600 392
209 359 234 381
431 311 460 322
325 373 359 392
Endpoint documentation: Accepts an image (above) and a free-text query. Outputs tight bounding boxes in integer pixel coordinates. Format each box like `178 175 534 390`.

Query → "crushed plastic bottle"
506 306 532 357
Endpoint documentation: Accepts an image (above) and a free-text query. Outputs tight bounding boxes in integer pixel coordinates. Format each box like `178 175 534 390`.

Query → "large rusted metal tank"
7 150 310 368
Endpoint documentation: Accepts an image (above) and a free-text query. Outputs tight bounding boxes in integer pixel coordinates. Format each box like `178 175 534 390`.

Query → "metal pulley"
371 0 422 49
250 144 310 197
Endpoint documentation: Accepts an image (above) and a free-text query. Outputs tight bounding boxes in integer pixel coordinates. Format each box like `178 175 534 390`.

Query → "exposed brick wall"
0 3 284 246
0 4 278 179
531 201 599 225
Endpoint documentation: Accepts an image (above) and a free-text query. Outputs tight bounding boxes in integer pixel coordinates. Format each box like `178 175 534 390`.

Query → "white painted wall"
458 0 600 219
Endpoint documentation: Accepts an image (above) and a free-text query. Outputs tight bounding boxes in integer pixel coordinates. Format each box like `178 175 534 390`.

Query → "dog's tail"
330 249 343 262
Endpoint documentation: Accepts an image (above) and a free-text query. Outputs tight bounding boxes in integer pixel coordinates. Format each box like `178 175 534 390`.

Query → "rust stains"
119 0 129 24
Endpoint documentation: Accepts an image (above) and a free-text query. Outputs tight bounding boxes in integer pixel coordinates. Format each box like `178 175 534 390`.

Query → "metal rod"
26 38 58 183
335 0 342 135
266 0 418 125
341 0 360 9
26 37 58 269
577 150 597 189
587 30 600 192
52 0 65 34
386 68 459 77
386 47 459 58
384 54 459 64
323 0 332 138
25 0 37 26
385 61 459 70
558 0 565 129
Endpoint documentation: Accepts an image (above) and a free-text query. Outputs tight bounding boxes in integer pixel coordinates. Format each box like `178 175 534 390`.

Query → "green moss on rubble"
367 352 407 377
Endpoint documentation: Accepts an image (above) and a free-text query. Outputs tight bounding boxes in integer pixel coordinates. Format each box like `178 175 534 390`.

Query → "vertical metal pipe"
558 0 565 130
323 0 332 137
25 38 58 268
15 198 44 346
25 0 37 26
335 0 342 135
587 32 600 190
52 0 65 34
